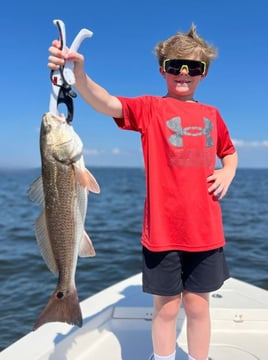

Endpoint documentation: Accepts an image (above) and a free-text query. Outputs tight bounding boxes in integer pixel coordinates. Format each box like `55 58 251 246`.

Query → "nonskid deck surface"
1 274 268 360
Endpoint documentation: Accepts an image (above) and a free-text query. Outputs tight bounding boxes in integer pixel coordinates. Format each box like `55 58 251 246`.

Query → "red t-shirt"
114 96 236 252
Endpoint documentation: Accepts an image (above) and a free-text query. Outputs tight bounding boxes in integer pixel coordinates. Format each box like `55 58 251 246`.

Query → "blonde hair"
155 24 218 70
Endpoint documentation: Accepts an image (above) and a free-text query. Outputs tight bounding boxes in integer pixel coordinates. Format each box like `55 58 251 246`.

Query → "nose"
179 65 189 75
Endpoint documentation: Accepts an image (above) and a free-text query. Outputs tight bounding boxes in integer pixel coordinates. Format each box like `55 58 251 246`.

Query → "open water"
0 167 267 351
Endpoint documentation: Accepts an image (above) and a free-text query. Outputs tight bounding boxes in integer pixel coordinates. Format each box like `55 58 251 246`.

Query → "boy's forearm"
221 152 238 174
74 70 123 118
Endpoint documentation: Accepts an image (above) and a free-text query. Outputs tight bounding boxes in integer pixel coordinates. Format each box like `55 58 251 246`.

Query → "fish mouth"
42 113 68 131
43 112 66 122
55 139 73 147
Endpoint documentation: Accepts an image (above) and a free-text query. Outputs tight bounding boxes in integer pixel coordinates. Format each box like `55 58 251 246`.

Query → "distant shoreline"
0 166 268 172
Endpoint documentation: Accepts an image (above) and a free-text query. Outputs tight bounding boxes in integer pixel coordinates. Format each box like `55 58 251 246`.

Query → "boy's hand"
48 40 66 70
207 167 235 200
48 40 85 73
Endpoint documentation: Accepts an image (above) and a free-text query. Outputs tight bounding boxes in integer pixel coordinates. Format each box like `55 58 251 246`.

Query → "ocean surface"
0 167 267 351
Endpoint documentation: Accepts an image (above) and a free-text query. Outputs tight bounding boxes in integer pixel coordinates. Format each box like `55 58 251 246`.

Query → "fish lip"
42 113 68 131
55 139 73 147
44 112 66 121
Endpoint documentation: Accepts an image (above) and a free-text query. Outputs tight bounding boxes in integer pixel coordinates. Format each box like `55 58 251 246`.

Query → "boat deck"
1 273 268 360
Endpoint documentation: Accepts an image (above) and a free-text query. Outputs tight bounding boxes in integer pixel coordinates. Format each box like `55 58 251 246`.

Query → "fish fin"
28 176 44 206
74 165 100 193
79 231 96 257
33 285 82 330
35 211 58 274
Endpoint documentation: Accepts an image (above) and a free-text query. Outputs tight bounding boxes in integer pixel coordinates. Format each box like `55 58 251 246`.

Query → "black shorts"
142 246 229 296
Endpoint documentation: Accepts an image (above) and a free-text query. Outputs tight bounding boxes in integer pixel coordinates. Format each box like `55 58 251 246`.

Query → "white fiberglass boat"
1 273 268 360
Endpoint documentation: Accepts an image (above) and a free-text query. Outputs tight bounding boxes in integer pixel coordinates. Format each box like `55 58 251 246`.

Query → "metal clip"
49 19 93 123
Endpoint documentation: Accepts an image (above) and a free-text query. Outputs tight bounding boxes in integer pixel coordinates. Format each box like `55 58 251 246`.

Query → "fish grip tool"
49 19 93 123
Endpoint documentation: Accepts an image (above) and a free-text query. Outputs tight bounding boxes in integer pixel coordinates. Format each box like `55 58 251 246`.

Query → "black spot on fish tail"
57 291 64 299
33 286 83 330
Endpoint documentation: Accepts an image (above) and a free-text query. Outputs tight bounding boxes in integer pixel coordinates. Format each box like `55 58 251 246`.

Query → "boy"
48 24 238 360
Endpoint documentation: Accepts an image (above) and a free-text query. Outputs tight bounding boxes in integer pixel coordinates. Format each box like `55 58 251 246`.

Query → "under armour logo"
166 117 214 147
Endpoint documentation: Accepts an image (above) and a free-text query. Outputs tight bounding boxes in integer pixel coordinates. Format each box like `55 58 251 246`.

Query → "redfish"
28 112 100 330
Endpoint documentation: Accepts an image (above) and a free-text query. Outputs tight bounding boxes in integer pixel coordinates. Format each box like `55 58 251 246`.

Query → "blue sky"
1 0 267 168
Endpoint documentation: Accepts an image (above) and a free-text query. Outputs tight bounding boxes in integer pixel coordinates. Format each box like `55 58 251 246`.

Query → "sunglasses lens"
164 60 181 75
164 60 205 76
188 64 204 76
165 67 180 75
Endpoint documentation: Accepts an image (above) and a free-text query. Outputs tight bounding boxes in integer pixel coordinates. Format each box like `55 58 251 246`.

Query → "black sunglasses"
163 59 207 77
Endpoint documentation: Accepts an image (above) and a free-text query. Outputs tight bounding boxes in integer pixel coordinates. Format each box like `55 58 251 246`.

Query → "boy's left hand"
207 168 235 200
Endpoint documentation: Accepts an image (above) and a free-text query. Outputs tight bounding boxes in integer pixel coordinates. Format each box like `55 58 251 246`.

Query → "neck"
165 93 197 102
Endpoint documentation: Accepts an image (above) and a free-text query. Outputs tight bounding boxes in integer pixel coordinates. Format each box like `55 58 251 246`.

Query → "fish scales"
43 162 77 285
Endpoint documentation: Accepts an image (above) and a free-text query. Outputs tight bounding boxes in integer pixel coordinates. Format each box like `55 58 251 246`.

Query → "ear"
159 66 166 78
201 70 208 79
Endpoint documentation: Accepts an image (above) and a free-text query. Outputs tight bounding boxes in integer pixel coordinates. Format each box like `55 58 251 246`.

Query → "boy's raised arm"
48 40 123 119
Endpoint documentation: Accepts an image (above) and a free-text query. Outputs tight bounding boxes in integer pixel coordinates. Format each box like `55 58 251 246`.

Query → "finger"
48 54 65 66
48 62 60 70
48 46 65 58
214 186 223 197
217 189 226 200
208 182 218 193
52 39 62 48
219 184 230 199
207 174 216 183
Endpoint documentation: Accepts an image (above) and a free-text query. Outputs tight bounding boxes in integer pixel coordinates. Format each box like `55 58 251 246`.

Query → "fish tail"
33 286 82 330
